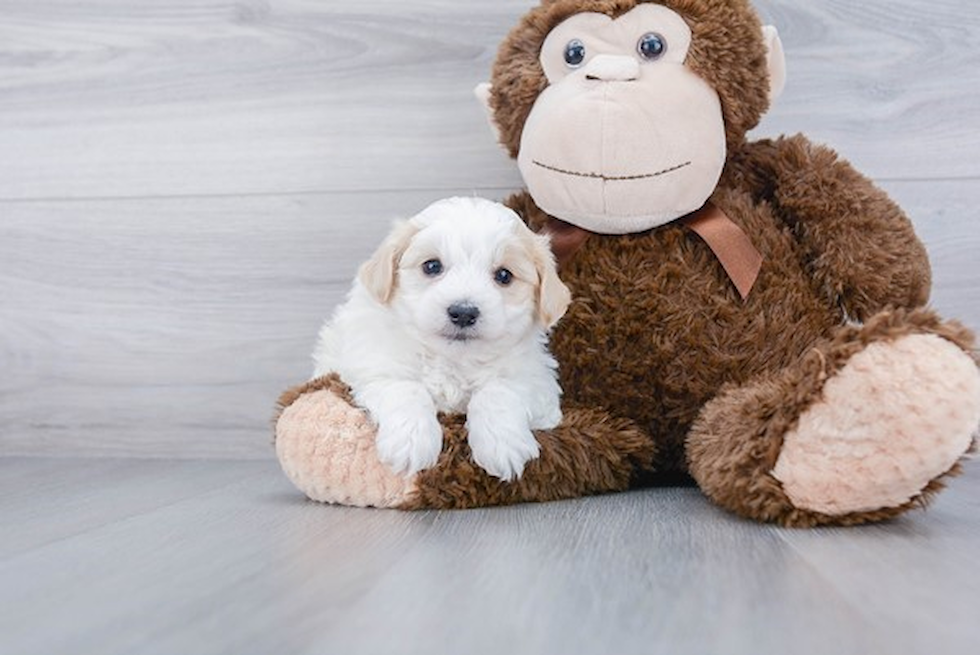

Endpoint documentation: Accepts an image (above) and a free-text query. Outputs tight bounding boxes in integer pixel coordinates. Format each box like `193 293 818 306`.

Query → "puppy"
312 197 572 481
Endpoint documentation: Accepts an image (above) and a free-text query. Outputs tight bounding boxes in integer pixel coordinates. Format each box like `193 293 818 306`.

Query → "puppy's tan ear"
358 220 418 304
529 232 572 329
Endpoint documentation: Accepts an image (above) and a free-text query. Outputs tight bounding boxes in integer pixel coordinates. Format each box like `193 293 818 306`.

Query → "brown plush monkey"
276 0 980 526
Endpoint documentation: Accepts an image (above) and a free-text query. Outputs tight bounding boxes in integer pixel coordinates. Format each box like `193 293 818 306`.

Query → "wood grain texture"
752 0 980 180
0 0 524 200
778 489 980 655
1 457 978 655
0 457 268 558
0 0 978 201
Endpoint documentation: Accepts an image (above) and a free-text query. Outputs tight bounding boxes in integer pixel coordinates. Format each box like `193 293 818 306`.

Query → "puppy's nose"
447 303 480 328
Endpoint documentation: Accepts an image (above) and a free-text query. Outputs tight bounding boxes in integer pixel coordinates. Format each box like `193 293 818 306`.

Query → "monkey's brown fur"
276 0 977 525
403 405 656 510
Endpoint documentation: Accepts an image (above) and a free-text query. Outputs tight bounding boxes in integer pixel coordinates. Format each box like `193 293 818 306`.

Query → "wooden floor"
2 1 979 653
1 457 979 655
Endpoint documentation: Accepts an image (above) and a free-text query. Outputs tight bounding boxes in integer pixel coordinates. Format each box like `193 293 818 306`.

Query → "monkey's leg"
275 375 655 509
686 308 980 527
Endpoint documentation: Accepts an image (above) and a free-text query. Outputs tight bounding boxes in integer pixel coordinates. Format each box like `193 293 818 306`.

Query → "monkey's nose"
447 303 480 328
583 54 640 82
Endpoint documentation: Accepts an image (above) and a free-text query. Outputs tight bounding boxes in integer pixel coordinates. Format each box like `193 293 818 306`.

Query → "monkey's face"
516 4 728 234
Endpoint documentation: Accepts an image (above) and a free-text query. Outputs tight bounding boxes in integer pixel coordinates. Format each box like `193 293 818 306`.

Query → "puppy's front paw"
467 407 541 482
375 409 443 476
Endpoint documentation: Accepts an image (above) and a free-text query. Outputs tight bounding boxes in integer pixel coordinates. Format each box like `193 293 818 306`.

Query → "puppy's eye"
637 32 666 60
564 39 586 68
494 268 514 286
422 259 443 276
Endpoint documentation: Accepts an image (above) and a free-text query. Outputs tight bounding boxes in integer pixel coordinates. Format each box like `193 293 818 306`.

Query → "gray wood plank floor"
1 457 978 655
2 1 979 653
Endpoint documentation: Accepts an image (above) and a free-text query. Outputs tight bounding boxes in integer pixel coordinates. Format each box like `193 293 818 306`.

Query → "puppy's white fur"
313 197 571 481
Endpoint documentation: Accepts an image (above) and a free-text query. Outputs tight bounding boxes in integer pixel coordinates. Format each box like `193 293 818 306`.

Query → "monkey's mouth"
532 160 692 182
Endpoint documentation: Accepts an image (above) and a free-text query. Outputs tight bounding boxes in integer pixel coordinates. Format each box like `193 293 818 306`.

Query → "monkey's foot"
688 309 979 526
275 375 656 510
772 333 979 515
276 376 417 508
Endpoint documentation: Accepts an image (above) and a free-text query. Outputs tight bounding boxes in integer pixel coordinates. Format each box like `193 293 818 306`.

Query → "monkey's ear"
358 220 418 305
474 83 503 145
762 25 787 103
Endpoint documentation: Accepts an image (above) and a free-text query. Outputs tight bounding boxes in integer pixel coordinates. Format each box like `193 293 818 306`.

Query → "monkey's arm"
728 134 931 320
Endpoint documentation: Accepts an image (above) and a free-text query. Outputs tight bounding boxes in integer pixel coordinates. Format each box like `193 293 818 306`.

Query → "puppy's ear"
529 232 572 329
358 219 418 304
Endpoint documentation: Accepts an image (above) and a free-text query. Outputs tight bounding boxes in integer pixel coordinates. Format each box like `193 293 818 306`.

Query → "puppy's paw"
467 405 541 482
530 404 563 431
375 409 443 476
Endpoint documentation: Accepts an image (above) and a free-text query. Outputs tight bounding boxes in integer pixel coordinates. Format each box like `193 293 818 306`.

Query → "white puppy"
313 197 572 481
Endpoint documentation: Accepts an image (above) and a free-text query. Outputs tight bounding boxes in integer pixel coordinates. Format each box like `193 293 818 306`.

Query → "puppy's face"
359 198 571 351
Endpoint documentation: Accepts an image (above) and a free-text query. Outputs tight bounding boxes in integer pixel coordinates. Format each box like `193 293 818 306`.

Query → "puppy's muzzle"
447 303 480 328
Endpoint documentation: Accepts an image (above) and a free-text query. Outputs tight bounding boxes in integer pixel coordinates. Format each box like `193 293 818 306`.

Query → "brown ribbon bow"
544 202 763 301
682 202 763 301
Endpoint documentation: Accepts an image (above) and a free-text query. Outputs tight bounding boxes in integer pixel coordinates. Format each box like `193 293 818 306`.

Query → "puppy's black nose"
447 303 480 328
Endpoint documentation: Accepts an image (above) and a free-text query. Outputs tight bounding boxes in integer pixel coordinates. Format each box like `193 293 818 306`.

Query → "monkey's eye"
637 32 666 60
422 259 444 277
563 39 587 68
494 268 514 286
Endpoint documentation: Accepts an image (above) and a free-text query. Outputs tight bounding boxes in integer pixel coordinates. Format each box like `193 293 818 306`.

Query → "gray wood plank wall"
2 0 978 458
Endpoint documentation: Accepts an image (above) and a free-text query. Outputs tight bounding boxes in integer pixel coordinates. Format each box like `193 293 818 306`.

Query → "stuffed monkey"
276 0 980 526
